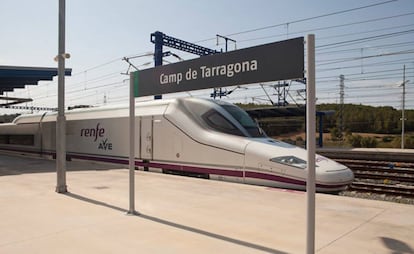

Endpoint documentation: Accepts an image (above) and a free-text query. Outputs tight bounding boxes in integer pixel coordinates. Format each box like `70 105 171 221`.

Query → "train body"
0 97 354 191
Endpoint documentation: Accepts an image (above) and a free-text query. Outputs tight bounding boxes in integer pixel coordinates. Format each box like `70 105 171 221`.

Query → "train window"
270 156 307 169
221 105 265 137
181 98 264 137
202 110 245 137
0 135 34 146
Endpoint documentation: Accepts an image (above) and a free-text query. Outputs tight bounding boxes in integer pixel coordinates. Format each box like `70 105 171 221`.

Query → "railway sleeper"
350 182 414 198
348 166 414 175
337 159 414 170
353 172 414 183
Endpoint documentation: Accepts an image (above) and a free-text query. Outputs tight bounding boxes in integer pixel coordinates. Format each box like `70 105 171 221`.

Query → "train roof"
12 99 175 124
11 97 234 125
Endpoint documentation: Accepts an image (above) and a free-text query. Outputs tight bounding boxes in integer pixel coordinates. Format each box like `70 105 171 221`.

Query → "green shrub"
382 136 393 143
361 136 377 148
347 134 362 147
347 135 378 148
392 136 414 149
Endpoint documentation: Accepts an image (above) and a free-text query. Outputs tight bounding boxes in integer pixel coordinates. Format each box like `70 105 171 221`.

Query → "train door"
140 116 153 160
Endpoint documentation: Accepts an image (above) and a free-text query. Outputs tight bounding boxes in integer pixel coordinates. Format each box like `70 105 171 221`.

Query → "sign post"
128 72 139 215
306 34 316 254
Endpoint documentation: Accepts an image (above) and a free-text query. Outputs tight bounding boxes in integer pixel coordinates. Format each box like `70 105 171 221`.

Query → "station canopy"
0 65 71 95
0 65 71 107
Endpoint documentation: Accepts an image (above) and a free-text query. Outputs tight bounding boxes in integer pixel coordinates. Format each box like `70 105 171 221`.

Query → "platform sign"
128 37 313 246
133 37 304 97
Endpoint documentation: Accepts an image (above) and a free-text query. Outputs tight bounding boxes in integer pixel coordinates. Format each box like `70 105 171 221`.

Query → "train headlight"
270 156 307 169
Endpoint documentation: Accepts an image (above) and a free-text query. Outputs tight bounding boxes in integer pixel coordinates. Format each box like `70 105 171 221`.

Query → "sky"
0 0 413 114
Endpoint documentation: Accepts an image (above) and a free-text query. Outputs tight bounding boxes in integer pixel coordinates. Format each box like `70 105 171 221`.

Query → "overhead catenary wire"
3 0 414 112
193 0 399 44
318 58 414 72
225 0 399 37
316 29 414 49
316 40 414 56
317 49 414 65
317 67 414 80
237 14 414 45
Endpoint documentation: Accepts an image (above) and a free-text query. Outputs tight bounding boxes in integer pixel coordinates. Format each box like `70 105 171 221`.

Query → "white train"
0 97 353 191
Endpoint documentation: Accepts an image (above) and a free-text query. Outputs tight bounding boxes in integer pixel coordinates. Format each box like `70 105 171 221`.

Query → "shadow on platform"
0 153 120 176
64 191 288 254
380 236 414 254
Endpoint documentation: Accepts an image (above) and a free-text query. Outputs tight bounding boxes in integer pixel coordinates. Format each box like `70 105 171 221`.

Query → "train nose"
323 166 354 183
316 157 354 188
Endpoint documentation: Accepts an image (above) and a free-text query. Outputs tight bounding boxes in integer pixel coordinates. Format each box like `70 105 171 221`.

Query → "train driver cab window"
202 110 244 136
221 105 265 137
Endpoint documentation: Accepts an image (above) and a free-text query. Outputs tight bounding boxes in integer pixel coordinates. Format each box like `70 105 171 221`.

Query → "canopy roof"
0 65 71 95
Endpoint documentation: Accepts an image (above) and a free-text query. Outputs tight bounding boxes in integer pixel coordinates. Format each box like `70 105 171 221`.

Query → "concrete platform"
1 153 413 254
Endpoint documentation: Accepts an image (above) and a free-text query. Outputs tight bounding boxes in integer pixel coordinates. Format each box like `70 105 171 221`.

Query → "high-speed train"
0 97 354 191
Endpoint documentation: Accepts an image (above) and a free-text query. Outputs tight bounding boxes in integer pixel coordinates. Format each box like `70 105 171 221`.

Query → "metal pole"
401 65 406 149
318 113 323 148
56 0 67 193
339 74 345 139
153 31 163 67
306 34 316 254
128 72 138 215
216 34 236 52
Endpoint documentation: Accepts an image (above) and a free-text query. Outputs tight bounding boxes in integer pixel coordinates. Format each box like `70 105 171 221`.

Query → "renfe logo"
80 123 113 150
80 123 105 142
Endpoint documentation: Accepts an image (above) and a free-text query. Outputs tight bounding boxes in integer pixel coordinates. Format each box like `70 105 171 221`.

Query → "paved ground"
1 152 413 254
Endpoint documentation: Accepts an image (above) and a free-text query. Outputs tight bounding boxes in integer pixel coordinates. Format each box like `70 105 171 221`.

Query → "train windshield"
220 105 265 138
202 110 245 136
180 98 266 138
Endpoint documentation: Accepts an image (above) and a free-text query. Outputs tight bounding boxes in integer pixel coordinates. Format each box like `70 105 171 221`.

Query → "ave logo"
98 138 112 150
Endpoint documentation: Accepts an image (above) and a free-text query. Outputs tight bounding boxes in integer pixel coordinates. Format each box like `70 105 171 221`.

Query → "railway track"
335 159 414 198
349 182 414 198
